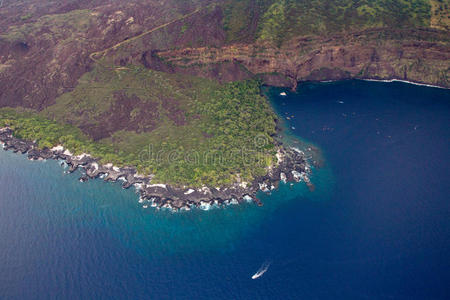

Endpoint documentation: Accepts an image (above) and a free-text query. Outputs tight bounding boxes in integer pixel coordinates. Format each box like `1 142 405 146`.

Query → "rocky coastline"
0 126 313 211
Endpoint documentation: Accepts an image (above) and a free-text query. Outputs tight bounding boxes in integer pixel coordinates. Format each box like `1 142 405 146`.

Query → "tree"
259 0 288 47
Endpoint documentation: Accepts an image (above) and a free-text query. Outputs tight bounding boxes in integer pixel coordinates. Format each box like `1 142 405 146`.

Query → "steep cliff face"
0 0 448 188
158 28 450 89
0 0 448 114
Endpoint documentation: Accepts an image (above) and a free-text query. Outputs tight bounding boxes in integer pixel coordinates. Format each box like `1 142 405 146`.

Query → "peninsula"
0 0 448 209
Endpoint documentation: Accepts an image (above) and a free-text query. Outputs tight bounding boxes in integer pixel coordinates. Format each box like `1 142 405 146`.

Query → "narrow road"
89 3 216 65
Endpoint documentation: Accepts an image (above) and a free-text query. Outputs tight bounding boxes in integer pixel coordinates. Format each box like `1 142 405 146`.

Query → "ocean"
0 80 449 299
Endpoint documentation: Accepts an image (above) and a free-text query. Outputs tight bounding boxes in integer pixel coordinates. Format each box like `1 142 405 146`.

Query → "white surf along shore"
1 127 314 212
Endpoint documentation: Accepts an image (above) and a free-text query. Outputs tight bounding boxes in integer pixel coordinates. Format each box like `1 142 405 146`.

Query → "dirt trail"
89 3 216 67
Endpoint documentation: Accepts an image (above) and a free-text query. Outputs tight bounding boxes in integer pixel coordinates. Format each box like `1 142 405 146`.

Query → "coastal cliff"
0 1 448 112
157 28 450 89
0 0 449 206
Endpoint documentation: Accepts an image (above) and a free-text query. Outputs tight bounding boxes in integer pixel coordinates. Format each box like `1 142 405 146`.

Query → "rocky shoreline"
0 126 313 211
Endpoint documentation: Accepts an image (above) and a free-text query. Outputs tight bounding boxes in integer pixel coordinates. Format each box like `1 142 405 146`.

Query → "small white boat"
280 92 287 96
251 261 271 279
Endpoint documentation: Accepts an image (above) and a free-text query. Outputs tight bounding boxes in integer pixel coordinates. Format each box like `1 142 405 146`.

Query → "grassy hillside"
0 0 448 188
223 0 433 45
2 65 278 187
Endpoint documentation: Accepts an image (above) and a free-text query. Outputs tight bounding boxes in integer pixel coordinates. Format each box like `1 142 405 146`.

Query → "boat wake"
251 261 271 279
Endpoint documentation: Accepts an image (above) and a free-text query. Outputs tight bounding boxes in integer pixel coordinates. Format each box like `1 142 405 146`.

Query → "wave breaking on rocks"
1 127 314 212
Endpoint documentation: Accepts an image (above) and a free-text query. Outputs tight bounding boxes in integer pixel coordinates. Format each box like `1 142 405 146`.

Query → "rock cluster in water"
1 127 313 211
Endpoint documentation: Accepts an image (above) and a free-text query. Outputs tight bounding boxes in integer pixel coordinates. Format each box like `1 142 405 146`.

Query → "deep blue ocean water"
0 80 449 299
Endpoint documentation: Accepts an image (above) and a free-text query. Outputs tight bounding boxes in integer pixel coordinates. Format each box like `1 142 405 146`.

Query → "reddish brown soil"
80 91 160 140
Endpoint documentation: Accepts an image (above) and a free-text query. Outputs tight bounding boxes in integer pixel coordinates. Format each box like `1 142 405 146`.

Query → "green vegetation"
222 0 273 42
259 0 288 46
222 0 432 45
180 24 189 34
20 14 33 21
2 66 278 187
0 108 102 154
0 9 94 43
0 0 443 188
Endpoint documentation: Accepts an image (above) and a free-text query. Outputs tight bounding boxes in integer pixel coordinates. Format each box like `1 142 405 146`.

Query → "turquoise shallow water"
1 80 449 299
